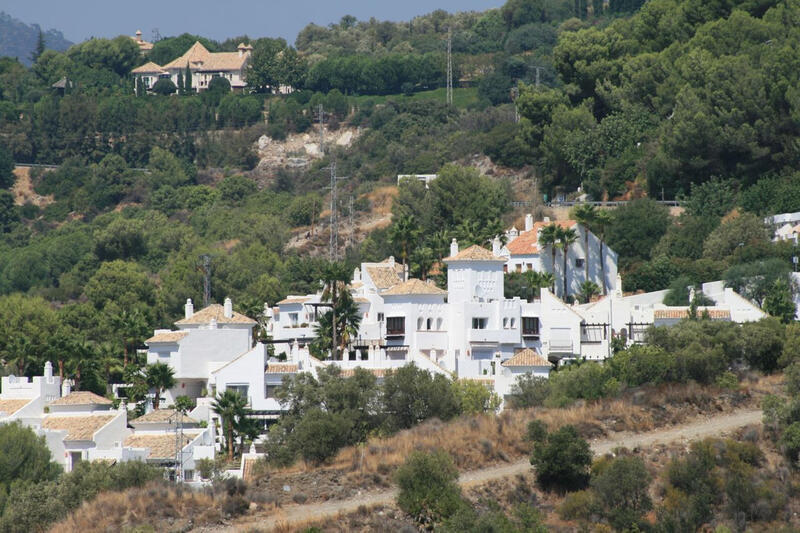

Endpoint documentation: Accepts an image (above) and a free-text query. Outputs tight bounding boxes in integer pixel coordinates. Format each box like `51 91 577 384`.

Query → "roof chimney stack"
185 299 194 319
492 236 501 256
223 297 233 319
543 216 550 223
450 238 459 257
525 214 534 232
44 361 53 379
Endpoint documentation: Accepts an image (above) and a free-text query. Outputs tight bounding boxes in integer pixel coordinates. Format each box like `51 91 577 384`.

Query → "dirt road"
209 409 762 532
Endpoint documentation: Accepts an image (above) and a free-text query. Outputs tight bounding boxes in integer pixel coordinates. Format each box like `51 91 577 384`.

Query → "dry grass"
50 482 220 533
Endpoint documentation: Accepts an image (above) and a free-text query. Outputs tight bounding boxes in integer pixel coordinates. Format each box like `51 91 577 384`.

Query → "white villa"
131 41 252 92
501 214 619 298
0 362 214 479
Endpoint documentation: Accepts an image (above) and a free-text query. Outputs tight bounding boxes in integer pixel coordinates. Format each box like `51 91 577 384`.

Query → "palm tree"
570 203 596 285
523 270 555 300
578 280 601 303
456 219 483 247
315 291 362 358
428 229 450 263
538 224 561 293
146 362 175 410
389 214 420 267
593 210 612 294
557 227 578 298
111 309 149 367
212 390 248 461
320 261 351 360
412 246 435 280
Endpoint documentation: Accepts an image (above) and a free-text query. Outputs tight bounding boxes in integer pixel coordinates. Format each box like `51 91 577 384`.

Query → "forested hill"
0 12 72 66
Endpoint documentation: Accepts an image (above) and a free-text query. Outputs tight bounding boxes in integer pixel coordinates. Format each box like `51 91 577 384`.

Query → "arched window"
426 318 433 330
510 318 516 329
502 318 508 329
436 317 443 330
417 317 423 330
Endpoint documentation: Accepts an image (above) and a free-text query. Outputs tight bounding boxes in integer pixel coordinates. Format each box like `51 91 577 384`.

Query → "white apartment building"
501 214 619 298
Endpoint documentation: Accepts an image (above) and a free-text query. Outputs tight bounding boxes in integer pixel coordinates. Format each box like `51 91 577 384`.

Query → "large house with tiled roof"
131 41 253 92
500 213 618 299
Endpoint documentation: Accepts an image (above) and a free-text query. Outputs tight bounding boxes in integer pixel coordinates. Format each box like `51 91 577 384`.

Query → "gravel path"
207 409 762 532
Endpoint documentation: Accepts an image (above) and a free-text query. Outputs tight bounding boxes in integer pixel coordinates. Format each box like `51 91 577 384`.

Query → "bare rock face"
253 127 361 179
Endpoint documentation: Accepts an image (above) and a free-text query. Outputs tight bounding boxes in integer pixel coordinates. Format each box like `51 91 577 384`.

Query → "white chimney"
404 263 409 282
450 238 459 257
224 297 233 319
263 302 273 318
44 361 53 379
354 267 361 282
525 214 534 232
388 256 395 267
61 379 72 397
492 236 501 256
543 216 550 223
184 299 194 319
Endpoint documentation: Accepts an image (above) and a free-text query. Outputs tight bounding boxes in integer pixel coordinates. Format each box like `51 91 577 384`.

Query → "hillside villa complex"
0 215 766 477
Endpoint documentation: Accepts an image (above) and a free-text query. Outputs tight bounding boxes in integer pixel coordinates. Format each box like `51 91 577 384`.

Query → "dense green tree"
531 425 592 492
212 390 249 461
145 362 175 410
606 199 671 266
151 78 177 96
395 449 463 524
381 363 460 432
591 456 652 531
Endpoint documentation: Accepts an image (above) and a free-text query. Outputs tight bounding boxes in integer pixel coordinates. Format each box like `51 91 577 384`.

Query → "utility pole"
534 66 542 87
171 410 184 483
348 195 354 250
199 254 211 307
446 27 453 106
324 162 348 261
316 104 325 155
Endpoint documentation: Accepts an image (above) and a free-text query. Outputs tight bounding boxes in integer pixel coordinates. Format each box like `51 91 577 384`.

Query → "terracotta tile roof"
366 265 404 290
43 415 116 441
653 308 731 320
277 297 310 305
444 244 506 262
338 368 387 378
265 363 298 374
162 42 247 72
353 297 371 303
49 391 113 406
131 61 167 74
242 457 260 481
382 278 447 296
502 348 553 368
0 399 30 417
124 432 201 460
506 220 576 256
145 331 189 344
131 409 198 425
175 304 256 325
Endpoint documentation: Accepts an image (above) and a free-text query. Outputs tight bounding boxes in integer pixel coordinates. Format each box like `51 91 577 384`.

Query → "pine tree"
184 64 192 94
31 30 46 63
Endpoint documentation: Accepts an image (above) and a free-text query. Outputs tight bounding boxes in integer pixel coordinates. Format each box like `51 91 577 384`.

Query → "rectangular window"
503 265 508 273
386 316 405 336
377 312 385 322
265 384 279 398
289 312 299 326
472 317 488 330
575 258 585 269
227 384 249 401
515 264 522 273
522 317 540 336
526 263 533 271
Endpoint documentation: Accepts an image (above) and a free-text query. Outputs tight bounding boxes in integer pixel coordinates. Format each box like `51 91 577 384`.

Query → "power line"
199 254 211 307
171 410 184 484
446 28 453 106
324 162 348 261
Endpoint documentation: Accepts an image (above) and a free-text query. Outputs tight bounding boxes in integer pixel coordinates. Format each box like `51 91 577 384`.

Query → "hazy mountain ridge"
0 11 73 66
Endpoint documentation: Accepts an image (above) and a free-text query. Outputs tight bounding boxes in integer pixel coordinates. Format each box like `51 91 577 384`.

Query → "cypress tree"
135 76 144 97
177 71 185 95
184 64 192 94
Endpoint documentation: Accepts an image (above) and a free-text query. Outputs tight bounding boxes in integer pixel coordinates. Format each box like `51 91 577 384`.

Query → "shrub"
715 371 739 390
151 78 177 95
293 409 353 464
591 456 652 530
558 489 598 521
452 379 501 414
609 344 673 386
546 362 615 407
531 425 592 492
525 420 548 444
508 373 550 408
395 449 462 524
221 495 249 516
779 422 800 465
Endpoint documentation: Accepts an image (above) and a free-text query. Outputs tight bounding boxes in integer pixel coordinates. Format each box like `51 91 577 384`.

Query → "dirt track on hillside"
203 408 762 532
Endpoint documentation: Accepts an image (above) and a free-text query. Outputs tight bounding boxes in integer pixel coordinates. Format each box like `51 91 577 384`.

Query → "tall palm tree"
389 214 420 267
320 261 350 360
557 227 578 298
570 203 596 285
428 229 450 263
146 362 175 410
523 270 555 300
412 246 435 280
212 390 248 461
593 210 612 294
538 224 561 293
111 309 149 367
